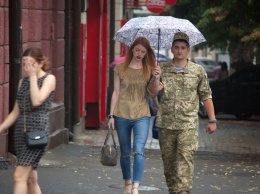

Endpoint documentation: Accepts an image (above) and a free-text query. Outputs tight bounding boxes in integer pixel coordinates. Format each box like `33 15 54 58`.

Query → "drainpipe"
109 0 115 64
64 0 72 132
107 0 115 116
123 0 127 19
64 0 81 137
71 1 81 125
8 0 22 155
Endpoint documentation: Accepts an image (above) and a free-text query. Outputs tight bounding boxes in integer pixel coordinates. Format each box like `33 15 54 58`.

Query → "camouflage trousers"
158 128 198 194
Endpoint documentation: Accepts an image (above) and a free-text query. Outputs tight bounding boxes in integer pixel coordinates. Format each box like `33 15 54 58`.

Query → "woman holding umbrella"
107 37 156 194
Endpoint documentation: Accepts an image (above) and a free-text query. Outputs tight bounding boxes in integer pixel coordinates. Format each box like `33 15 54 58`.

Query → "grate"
0 157 9 170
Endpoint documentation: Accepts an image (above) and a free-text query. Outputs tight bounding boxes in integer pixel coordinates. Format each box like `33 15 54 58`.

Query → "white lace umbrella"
114 16 206 49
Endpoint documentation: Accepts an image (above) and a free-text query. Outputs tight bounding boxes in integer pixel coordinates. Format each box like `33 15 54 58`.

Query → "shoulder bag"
23 95 48 149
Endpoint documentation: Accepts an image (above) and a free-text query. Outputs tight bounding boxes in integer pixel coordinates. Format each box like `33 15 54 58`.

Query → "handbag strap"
103 127 117 147
23 94 26 132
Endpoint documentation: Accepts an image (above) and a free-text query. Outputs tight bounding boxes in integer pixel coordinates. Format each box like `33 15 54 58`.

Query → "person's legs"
13 165 33 194
132 116 150 185
27 169 42 194
175 129 198 194
115 117 133 193
159 129 178 194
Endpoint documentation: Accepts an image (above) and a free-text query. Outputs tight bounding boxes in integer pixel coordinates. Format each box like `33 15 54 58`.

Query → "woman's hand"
107 118 115 129
22 57 41 77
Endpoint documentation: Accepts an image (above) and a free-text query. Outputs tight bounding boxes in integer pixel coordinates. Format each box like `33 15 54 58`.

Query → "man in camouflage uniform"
148 32 217 194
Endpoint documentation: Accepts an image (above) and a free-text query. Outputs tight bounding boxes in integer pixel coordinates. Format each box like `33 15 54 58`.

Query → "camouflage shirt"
156 60 212 130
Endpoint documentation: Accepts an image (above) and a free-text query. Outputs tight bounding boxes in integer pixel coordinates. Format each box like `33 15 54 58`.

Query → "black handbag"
25 129 48 149
100 127 118 166
23 95 48 149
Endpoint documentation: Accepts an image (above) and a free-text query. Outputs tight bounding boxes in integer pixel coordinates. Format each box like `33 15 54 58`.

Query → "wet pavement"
0 115 259 194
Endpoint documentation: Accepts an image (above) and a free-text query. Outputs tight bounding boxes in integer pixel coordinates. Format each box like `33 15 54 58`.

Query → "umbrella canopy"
109 56 125 67
114 16 206 49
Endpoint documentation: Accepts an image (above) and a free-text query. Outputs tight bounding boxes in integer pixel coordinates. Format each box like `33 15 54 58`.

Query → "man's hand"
206 123 216 134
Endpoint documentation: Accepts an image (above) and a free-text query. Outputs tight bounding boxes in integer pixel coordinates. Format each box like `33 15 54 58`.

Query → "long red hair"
120 37 155 81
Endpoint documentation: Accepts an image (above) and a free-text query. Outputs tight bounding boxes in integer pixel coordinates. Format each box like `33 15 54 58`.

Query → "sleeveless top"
16 73 55 131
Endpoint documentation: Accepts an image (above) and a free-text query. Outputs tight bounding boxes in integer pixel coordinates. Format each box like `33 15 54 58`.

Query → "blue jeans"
115 116 150 183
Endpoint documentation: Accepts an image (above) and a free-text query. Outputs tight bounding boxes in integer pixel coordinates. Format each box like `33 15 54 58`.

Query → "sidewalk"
75 117 161 150
0 116 260 194
1 143 259 194
75 116 260 155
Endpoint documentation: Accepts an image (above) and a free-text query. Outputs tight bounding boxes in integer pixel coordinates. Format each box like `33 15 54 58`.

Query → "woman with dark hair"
107 37 155 194
0 47 56 194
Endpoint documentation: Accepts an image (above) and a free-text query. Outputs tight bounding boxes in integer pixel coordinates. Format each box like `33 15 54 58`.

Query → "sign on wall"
146 0 166 13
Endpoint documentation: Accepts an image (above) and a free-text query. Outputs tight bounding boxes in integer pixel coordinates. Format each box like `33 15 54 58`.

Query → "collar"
171 59 190 74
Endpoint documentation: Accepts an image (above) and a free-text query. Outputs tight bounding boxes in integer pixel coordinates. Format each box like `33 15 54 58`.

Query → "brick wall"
22 0 65 103
0 0 9 157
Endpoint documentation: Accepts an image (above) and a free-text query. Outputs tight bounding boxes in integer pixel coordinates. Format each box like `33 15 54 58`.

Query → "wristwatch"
108 114 114 119
208 119 217 123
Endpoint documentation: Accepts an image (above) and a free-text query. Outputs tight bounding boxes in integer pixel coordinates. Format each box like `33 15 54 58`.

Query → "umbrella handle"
156 29 161 66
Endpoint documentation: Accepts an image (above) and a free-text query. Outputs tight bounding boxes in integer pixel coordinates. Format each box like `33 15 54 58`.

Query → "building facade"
0 0 125 162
